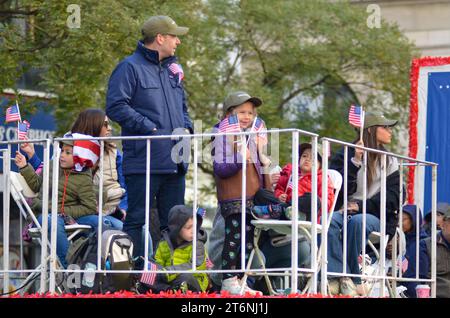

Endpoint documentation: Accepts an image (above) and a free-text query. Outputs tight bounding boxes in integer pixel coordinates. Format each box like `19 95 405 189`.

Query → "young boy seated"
139 205 209 293
252 143 334 222
15 138 98 268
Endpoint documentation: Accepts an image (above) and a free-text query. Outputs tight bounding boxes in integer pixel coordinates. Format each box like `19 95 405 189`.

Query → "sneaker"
339 277 358 296
221 276 263 296
268 204 283 219
252 206 271 219
284 207 307 221
328 278 340 295
221 276 244 295
240 278 263 296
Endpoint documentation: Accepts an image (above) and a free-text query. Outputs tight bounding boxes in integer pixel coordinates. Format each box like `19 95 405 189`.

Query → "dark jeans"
124 172 185 258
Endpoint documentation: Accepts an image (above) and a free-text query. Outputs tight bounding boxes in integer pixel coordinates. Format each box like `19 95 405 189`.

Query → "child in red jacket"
253 143 334 222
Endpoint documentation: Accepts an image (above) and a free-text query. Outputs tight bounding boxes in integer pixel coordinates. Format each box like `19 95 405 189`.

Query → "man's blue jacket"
106 41 193 175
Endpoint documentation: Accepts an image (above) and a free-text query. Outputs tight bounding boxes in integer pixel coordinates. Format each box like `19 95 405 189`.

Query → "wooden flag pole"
15 100 22 123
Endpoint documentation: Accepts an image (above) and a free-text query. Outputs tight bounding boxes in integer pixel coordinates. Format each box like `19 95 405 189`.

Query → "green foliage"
0 0 416 173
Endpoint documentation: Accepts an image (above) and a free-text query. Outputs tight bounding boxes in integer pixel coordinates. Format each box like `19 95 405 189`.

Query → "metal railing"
0 130 438 297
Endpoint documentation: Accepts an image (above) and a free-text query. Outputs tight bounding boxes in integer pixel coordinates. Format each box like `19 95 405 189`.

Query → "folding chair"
9 171 91 294
364 227 405 297
245 169 343 295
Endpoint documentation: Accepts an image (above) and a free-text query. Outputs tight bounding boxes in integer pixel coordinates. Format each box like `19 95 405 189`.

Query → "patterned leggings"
222 213 254 279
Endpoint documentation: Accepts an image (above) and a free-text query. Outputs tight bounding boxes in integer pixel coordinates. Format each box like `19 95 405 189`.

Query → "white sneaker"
240 278 263 296
221 276 244 295
221 276 263 296
339 277 358 296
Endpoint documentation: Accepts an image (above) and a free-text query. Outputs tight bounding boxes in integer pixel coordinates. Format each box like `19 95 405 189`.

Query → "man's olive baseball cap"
141 16 189 37
364 111 398 128
223 91 262 112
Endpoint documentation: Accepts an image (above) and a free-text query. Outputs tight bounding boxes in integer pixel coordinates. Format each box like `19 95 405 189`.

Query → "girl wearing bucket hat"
327 111 401 296
212 91 272 296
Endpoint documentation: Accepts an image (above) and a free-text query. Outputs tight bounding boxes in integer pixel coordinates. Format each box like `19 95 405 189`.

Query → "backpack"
65 229 134 294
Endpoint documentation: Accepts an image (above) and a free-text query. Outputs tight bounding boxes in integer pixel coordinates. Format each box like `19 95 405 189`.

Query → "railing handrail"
322 136 438 166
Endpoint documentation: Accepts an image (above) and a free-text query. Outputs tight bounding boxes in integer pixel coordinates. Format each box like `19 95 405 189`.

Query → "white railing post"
379 154 387 297
240 134 247 273
343 146 348 275
40 139 51 293
49 140 60 293
192 136 198 270
144 139 151 272
290 131 299 293
310 136 318 293
97 140 104 270
320 140 329 295
2 148 11 295
361 147 368 282
431 165 437 298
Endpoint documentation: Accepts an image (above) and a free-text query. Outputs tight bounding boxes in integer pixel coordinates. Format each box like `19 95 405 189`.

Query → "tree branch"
243 22 268 78
0 9 38 16
222 46 243 86
277 75 330 111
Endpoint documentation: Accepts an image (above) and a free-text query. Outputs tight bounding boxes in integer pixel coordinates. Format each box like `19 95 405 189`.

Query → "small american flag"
5 103 21 123
348 105 363 127
218 114 241 133
168 63 184 83
140 261 158 286
253 116 268 144
286 174 293 191
400 257 409 273
17 121 29 140
197 207 206 218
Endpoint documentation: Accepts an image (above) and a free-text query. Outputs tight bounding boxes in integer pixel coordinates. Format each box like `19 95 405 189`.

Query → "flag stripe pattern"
140 261 158 286
253 116 268 143
18 122 29 140
168 63 184 83
71 133 101 171
218 114 241 133
348 105 362 127
6 105 21 123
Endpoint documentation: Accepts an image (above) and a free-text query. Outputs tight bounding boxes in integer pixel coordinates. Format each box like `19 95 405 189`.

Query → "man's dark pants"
124 171 185 258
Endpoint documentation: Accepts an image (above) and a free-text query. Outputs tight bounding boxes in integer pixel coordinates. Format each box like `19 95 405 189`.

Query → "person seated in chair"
15 136 122 268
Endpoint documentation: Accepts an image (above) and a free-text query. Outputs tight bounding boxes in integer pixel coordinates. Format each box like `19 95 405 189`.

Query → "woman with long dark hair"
71 109 127 218
327 111 401 296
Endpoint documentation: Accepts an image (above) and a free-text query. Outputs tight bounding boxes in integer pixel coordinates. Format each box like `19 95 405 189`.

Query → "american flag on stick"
5 101 21 123
218 114 241 134
17 121 30 140
348 105 363 127
140 261 158 286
